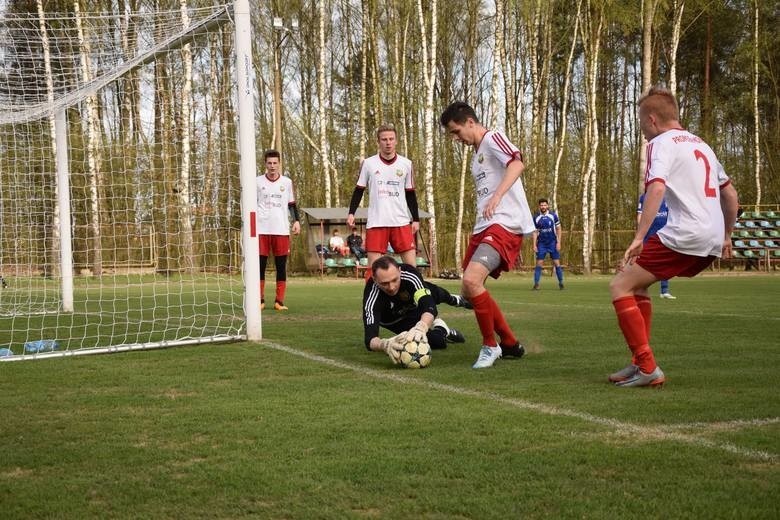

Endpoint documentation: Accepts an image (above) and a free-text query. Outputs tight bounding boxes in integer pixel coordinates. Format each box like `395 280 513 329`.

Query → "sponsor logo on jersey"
386 180 400 186
485 235 494 242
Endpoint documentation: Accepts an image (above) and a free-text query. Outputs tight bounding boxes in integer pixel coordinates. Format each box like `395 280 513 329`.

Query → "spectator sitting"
347 228 367 259
329 229 350 257
315 244 331 259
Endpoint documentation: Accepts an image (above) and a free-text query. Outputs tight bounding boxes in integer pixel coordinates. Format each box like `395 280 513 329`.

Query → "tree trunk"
178 0 195 272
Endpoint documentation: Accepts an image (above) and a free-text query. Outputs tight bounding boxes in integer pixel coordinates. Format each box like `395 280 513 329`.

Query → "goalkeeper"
363 255 470 362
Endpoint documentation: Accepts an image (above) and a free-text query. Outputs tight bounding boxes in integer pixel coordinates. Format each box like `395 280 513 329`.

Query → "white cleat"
472 346 502 369
614 366 666 388
608 364 639 383
660 292 677 299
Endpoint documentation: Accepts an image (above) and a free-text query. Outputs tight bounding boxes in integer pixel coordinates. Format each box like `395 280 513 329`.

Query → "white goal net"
0 2 259 360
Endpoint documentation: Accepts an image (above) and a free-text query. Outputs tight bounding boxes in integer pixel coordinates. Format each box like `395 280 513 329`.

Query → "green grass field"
1 273 778 518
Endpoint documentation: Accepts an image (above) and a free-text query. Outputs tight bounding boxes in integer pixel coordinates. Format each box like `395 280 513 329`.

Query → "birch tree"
36 0 59 278
178 0 195 270
551 0 581 212
318 0 333 205
752 0 761 207
638 0 657 188
416 0 439 273
580 1 603 274
74 0 103 275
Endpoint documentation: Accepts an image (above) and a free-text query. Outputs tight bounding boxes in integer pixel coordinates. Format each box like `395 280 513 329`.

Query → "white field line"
263 341 778 463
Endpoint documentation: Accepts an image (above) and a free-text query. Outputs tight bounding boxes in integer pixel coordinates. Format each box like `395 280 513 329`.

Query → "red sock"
613 296 657 373
260 280 266 302
470 291 497 347
276 281 286 304
489 296 517 346
635 295 652 341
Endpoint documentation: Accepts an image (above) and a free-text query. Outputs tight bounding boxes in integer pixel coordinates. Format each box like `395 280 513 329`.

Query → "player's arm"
719 182 739 258
625 181 665 264
555 222 562 250
532 229 539 252
288 202 301 234
347 186 365 228
483 158 524 220
405 189 420 233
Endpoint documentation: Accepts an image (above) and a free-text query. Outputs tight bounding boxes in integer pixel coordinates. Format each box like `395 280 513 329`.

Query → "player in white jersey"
440 101 535 369
347 124 420 271
256 149 301 311
608 86 739 387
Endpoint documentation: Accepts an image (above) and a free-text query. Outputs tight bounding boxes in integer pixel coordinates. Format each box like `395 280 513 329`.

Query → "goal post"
0 1 260 361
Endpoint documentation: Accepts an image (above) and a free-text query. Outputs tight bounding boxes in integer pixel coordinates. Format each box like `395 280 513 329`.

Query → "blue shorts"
535 245 560 261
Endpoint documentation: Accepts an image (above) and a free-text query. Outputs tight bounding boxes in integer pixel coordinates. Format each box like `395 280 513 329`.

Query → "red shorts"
365 225 415 254
259 235 291 257
637 235 716 279
462 224 524 279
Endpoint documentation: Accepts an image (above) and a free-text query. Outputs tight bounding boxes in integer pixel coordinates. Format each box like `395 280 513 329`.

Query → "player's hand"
379 336 404 364
721 238 733 258
347 214 355 228
292 221 301 235
403 321 429 343
482 194 502 220
622 238 644 267
411 221 420 234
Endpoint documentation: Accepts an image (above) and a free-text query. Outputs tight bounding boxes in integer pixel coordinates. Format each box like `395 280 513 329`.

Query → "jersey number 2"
694 149 717 198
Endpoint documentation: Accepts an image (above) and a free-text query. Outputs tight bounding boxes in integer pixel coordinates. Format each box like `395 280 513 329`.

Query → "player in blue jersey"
637 194 675 299
532 198 564 290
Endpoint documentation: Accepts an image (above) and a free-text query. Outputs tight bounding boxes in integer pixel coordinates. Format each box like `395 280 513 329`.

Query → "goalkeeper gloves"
403 320 429 343
379 335 405 364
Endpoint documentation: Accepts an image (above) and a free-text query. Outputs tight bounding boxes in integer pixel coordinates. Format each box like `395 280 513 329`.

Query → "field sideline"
1 274 778 518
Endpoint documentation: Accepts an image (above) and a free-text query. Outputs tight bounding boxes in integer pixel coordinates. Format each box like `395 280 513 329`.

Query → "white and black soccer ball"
398 339 432 369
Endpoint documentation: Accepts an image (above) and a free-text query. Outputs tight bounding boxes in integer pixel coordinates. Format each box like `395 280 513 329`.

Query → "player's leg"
271 235 291 311
273 255 288 310
659 279 675 298
424 281 472 309
609 262 664 386
429 317 466 347
533 251 545 289
389 224 417 267
364 228 392 281
259 235 271 310
551 249 564 289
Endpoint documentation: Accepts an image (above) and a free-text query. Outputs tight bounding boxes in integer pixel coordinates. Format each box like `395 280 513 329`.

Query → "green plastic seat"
324 258 338 268
773 250 780 258
742 250 757 259
342 258 356 268
416 256 430 267
769 230 780 238
753 230 767 238
738 230 751 238
359 257 369 266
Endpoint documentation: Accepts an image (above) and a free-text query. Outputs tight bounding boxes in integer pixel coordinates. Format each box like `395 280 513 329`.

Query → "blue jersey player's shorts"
535 244 560 261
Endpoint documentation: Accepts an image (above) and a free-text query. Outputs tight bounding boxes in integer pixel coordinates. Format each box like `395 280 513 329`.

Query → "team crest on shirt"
279 186 285 192
398 290 410 302
374 170 381 175
478 154 484 163
395 169 403 177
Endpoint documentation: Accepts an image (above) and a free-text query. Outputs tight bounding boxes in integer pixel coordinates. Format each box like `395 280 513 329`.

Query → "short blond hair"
638 86 679 123
376 124 397 139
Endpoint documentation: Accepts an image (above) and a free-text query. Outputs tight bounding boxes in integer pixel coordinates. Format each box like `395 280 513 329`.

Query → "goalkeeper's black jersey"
362 264 438 348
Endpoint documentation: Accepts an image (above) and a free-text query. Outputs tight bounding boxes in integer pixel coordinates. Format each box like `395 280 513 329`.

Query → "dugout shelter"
301 207 432 275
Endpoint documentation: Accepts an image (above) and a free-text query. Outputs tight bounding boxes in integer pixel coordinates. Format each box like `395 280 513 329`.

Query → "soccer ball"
398 339 432 369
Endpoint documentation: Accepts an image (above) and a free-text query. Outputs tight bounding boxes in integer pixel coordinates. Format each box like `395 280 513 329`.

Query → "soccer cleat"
446 328 466 343
532 284 540 291
614 366 666 388
274 302 288 311
451 294 473 309
660 292 677 300
608 364 639 383
559 283 564 290
472 346 502 369
500 342 525 359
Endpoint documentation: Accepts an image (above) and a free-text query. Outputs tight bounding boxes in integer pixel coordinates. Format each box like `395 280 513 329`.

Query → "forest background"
1 0 777 275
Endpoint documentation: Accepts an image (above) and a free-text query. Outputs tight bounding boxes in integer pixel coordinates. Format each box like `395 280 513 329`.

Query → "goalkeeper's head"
372 256 401 296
